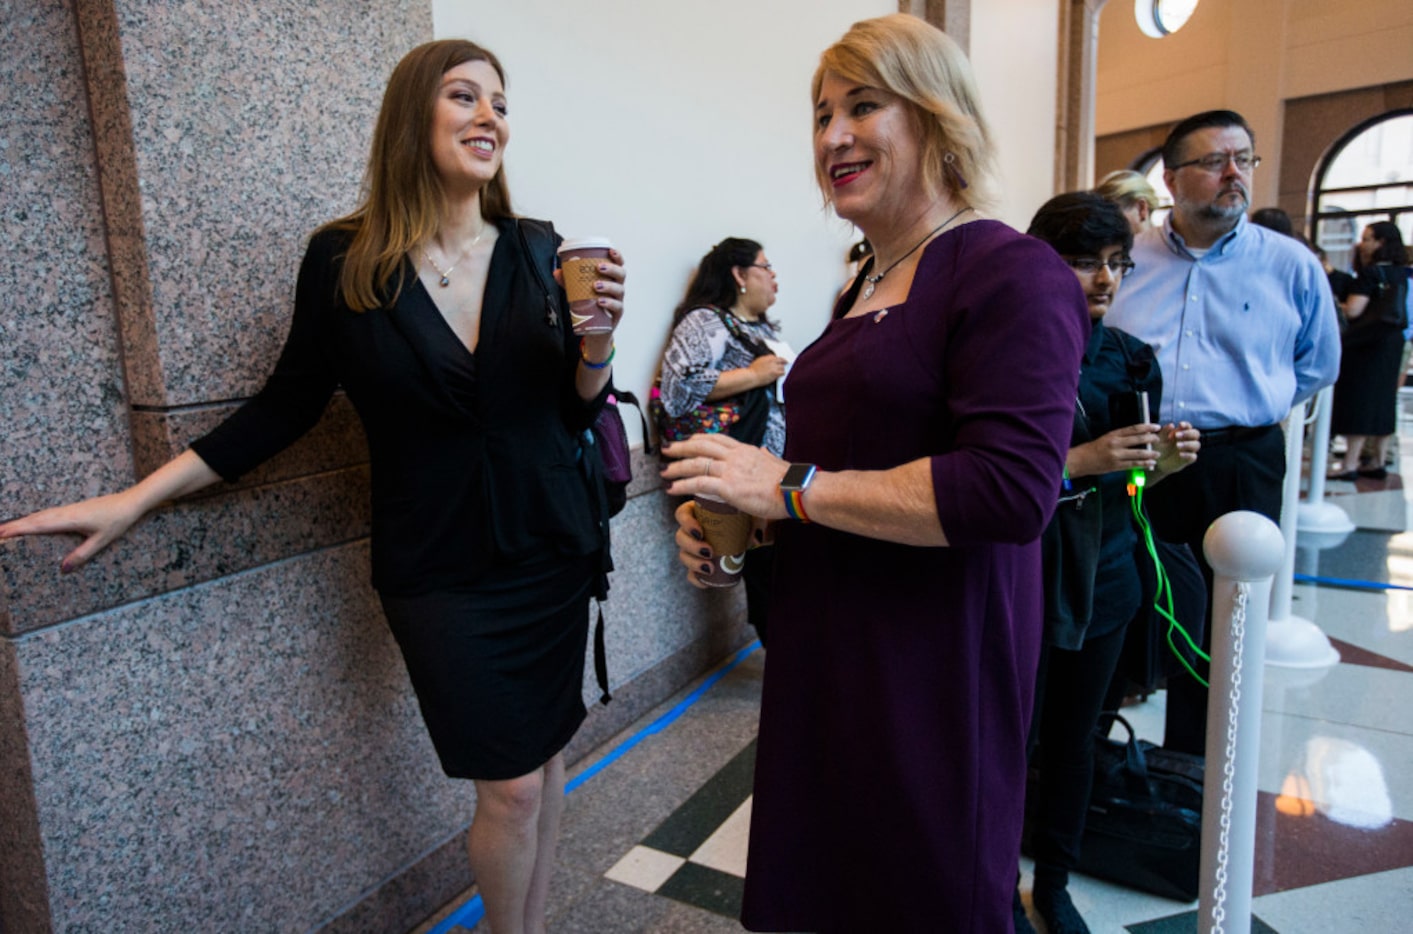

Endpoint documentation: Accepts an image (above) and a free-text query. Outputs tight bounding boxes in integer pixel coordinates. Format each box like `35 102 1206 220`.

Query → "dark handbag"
1077 714 1203 901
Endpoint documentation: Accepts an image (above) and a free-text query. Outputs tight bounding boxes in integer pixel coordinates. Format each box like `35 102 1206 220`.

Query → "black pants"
1145 425 1285 754
1030 624 1129 871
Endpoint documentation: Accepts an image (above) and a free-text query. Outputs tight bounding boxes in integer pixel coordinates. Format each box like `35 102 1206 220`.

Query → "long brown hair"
325 39 514 312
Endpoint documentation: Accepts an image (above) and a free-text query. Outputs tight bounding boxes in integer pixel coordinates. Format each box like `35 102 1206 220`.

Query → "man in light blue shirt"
1104 110 1340 754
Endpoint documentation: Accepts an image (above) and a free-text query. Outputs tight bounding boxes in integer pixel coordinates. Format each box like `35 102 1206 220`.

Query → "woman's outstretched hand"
0 448 221 573
0 490 147 573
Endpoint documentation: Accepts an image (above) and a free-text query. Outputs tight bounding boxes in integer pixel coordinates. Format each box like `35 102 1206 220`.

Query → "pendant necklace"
861 206 973 300
422 226 487 287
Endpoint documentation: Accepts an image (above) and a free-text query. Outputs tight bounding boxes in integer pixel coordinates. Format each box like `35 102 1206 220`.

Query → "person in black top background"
1017 193 1201 934
0 39 625 934
1328 221 1408 480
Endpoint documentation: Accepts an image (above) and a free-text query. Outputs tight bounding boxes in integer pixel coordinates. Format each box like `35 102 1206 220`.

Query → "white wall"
434 0 894 443
970 0 1061 227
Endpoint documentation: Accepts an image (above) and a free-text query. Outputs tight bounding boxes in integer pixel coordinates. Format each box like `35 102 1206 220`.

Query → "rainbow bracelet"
580 340 615 370
782 488 810 522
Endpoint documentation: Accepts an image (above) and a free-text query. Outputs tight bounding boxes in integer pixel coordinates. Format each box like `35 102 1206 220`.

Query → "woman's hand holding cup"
556 239 625 335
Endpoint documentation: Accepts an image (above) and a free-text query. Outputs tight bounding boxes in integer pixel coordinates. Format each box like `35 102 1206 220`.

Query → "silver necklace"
861 206 972 300
422 227 487 287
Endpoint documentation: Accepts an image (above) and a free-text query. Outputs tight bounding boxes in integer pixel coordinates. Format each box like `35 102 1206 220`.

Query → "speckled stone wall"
0 2 749 931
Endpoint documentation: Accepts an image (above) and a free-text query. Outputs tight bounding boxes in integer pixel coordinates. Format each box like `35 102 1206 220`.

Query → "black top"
191 218 606 595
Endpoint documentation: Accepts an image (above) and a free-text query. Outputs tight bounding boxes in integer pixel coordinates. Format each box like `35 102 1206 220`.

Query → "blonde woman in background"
1097 168 1160 236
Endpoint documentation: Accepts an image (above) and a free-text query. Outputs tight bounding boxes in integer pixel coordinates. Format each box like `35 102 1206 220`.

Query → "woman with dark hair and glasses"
1018 192 1201 934
1328 221 1409 480
657 237 788 642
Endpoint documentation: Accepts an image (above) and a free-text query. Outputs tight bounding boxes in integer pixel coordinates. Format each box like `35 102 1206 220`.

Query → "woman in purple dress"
662 14 1088 933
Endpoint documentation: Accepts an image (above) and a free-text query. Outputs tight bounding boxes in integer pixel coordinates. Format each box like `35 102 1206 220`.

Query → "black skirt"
1331 326 1405 437
380 554 595 780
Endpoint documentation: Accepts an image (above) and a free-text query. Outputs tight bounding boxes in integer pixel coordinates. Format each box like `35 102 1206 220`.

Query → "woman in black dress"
0 40 625 934
1329 221 1408 480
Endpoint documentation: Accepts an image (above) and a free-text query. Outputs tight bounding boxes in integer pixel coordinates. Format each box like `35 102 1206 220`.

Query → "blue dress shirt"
1106 215 1340 428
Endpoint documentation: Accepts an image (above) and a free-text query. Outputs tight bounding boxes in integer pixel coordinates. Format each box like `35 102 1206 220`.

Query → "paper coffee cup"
693 494 751 588
557 237 614 334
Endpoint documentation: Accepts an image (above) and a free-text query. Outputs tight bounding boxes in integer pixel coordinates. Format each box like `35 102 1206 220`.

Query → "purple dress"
740 221 1088 932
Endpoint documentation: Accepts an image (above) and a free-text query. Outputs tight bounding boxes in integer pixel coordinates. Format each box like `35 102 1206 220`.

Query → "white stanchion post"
1298 387 1355 536
1199 511 1284 934
1267 407 1341 669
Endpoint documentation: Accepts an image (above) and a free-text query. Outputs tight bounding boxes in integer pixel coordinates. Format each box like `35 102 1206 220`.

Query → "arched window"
1311 110 1413 272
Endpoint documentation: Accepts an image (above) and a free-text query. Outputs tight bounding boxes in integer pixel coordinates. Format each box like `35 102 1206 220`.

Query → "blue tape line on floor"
1294 572 1413 591
428 640 762 934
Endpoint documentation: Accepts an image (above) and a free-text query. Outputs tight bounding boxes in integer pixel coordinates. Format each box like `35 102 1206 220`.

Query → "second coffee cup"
693 494 752 588
557 237 615 334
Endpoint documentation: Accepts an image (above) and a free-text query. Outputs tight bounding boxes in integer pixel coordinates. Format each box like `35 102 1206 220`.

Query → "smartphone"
1109 390 1154 451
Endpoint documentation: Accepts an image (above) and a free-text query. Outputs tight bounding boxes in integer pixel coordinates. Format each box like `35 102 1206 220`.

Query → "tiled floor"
415 393 1413 933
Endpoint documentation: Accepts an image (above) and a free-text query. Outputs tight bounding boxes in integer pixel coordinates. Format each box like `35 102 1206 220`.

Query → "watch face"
781 463 816 490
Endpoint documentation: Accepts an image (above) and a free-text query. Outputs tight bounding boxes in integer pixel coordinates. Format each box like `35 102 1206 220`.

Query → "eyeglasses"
1064 256 1135 276
750 262 773 271
1169 151 1262 173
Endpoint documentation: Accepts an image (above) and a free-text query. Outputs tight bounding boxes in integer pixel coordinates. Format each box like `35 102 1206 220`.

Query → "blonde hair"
811 14 999 214
1095 169 1158 213
323 40 514 312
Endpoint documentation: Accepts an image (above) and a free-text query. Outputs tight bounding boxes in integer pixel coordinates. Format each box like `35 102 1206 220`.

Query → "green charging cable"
1127 469 1210 687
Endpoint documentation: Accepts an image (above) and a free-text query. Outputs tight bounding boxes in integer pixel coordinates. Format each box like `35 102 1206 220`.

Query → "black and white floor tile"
418 395 1413 932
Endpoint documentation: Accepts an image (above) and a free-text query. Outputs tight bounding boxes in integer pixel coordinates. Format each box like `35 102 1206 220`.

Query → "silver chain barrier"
1209 581 1248 934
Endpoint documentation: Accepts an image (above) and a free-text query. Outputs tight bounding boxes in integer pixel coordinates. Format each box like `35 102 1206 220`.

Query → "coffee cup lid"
557 236 613 255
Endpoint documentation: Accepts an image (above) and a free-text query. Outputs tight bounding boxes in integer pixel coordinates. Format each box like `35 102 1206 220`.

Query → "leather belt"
1196 424 1279 445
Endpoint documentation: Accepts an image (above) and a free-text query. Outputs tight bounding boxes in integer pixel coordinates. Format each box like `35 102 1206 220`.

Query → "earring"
740 286 747 294
943 151 969 191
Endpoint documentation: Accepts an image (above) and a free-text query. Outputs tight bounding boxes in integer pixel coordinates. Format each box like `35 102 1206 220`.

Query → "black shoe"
1033 880 1090 934
1013 887 1038 934
1358 467 1389 480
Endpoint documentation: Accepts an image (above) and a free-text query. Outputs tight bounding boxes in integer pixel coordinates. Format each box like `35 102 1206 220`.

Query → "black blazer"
192 218 606 595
